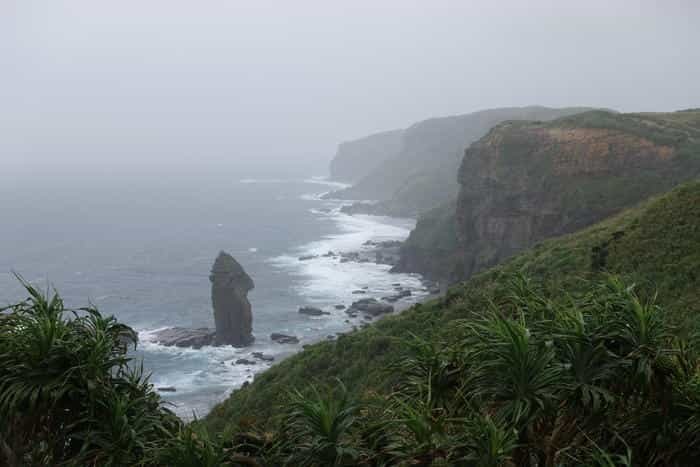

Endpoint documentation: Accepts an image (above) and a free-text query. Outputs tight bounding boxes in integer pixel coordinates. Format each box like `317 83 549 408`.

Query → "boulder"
210 251 255 347
334 304 346 310
251 352 275 362
234 358 257 365
350 298 394 316
157 386 177 392
298 306 330 316
298 255 317 261
152 327 215 349
270 333 299 344
382 289 412 302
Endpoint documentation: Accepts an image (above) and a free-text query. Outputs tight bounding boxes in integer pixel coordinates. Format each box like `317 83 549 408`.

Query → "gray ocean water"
0 171 426 418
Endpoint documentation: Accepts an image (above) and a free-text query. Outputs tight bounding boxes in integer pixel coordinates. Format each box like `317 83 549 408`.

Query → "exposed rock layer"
397 109 700 281
327 106 594 217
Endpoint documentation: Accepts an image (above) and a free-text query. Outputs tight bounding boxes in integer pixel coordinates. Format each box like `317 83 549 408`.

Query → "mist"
2 0 699 176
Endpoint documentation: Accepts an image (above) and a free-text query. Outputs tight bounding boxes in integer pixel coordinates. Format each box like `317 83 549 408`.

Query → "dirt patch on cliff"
542 128 675 175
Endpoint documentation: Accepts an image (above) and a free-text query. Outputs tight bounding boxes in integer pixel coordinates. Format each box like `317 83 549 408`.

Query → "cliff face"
328 106 594 216
328 129 404 183
457 110 700 279
399 110 700 280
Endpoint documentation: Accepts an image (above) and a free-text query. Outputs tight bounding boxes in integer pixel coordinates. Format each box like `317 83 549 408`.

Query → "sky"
1 0 699 176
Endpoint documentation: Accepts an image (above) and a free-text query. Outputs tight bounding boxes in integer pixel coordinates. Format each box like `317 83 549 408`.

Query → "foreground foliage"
3 273 700 466
2 182 699 465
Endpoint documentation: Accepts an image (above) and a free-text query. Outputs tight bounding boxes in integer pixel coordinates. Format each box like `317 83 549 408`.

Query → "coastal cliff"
327 106 593 217
396 109 700 280
328 129 404 183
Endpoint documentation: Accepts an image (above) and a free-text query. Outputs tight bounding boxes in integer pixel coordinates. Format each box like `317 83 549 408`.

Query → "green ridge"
204 179 700 434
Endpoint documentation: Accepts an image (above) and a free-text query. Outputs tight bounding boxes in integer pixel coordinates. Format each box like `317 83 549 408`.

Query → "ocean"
0 171 426 418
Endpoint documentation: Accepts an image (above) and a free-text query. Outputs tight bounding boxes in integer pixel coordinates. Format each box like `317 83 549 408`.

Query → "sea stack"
210 251 255 347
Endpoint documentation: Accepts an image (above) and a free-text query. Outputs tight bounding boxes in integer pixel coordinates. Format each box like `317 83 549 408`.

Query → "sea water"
0 171 426 418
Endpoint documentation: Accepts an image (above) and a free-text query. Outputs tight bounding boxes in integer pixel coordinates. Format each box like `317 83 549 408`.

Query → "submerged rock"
234 358 257 365
157 386 177 392
298 306 330 316
211 251 255 347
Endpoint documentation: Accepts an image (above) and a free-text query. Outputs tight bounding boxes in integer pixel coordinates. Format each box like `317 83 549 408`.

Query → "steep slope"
328 129 404 183
397 109 700 281
204 180 700 433
326 106 593 216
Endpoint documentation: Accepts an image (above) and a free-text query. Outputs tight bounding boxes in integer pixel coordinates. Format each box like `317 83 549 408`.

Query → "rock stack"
210 251 255 347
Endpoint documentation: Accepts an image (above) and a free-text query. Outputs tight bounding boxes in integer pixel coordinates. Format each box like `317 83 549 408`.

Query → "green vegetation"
2 172 699 464
203 180 700 465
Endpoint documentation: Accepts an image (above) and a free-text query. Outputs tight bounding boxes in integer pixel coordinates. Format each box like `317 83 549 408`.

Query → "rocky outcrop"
348 298 394 316
326 106 595 217
455 110 700 279
211 251 255 347
395 109 700 281
329 129 404 183
153 252 255 348
152 327 215 349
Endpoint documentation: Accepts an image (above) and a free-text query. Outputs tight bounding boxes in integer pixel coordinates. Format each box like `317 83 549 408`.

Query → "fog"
2 0 699 176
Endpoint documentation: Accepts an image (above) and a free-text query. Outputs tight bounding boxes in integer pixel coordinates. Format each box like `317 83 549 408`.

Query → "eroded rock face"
455 113 694 279
210 251 255 347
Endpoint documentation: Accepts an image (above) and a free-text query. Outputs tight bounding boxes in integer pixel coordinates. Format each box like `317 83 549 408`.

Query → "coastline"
139 177 437 420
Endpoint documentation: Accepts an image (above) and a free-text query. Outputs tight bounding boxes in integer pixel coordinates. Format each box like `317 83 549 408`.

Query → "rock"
234 358 257 365
339 258 350 263
210 252 255 347
327 335 335 340
298 306 330 316
429 287 441 295
251 352 274 362
152 327 215 349
322 251 336 257
361 286 369 290
157 386 177 392
352 290 366 294
334 304 346 310
392 283 401 287
382 289 412 302
350 298 394 316
270 333 299 344
298 255 317 261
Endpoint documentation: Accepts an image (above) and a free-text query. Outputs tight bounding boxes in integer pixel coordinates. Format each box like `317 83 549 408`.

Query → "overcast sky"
2 0 699 175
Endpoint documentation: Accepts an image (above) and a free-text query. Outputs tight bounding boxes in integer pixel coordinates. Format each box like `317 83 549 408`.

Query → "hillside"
204 179 700 438
328 129 404 183
397 109 700 281
325 106 593 216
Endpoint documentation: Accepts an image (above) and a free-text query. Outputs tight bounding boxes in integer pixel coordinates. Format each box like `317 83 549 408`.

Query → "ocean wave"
302 176 351 190
238 178 289 184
